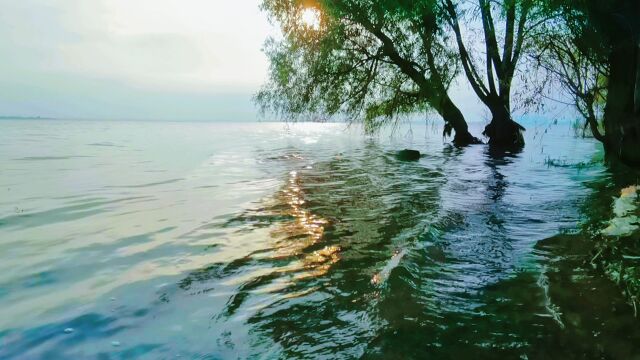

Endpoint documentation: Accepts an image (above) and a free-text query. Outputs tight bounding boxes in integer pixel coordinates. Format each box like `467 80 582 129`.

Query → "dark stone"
396 149 421 161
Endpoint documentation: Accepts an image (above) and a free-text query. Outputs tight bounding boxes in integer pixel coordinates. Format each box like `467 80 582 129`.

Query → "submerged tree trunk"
603 42 640 165
483 99 525 148
599 0 640 166
370 24 480 146
439 94 481 146
443 0 532 148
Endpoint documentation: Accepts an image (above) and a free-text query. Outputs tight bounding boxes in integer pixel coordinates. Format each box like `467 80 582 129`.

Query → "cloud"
0 0 274 120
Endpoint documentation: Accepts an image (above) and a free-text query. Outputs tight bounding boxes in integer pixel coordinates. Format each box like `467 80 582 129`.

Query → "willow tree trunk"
438 94 481 146
371 26 480 147
603 42 640 166
443 0 529 149
483 98 525 148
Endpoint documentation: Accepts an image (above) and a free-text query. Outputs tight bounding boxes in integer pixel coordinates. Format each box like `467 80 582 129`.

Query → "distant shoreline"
0 116 56 120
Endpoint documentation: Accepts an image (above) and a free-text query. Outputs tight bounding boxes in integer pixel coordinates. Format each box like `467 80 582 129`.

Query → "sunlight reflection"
269 168 339 279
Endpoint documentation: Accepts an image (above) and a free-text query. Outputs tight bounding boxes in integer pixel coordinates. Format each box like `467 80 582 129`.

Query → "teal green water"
0 120 638 359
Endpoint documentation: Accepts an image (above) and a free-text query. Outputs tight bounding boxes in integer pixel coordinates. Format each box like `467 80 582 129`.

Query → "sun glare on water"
300 7 321 29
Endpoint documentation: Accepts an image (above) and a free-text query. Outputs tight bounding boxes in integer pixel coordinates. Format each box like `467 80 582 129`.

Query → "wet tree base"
452 132 483 147
604 133 640 168
483 119 526 149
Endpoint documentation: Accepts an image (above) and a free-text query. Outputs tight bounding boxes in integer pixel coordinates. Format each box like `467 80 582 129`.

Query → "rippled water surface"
1 119 638 359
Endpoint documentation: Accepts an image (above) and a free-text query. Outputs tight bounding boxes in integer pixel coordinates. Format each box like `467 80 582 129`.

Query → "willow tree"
257 0 481 145
442 0 549 147
535 30 608 142
549 0 640 165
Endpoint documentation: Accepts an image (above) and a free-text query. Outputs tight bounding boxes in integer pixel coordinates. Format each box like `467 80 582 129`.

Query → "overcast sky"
0 0 277 121
0 1 491 122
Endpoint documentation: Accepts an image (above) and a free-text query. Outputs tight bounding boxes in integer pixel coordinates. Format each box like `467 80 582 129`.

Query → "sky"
0 1 496 122
0 0 276 121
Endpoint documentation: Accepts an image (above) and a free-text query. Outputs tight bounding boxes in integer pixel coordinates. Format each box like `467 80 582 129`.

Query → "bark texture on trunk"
603 42 640 166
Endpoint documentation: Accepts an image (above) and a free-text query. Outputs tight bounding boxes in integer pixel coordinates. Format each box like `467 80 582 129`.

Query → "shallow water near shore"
0 119 638 359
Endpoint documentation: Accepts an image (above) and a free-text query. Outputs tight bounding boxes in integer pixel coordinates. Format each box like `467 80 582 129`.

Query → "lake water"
0 119 638 359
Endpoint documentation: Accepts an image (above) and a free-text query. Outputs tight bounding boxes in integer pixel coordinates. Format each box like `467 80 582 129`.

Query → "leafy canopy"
257 0 460 132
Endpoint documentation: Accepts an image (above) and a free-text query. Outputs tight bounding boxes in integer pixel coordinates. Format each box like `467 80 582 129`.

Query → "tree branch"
502 0 516 65
443 0 490 102
479 0 503 78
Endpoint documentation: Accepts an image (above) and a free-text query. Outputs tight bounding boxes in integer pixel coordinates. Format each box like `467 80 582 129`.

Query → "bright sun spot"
300 7 320 29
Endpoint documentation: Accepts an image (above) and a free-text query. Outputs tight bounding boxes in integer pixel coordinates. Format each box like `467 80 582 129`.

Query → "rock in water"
396 149 421 161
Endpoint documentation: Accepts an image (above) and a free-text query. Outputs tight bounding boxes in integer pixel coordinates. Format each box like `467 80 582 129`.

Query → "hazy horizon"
0 0 495 123
0 1 275 122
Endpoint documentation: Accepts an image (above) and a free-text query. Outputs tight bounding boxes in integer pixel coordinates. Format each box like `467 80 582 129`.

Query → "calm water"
0 119 638 359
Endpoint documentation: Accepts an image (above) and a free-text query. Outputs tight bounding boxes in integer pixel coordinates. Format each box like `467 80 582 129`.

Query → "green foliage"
256 0 460 133
258 0 637 150
547 0 635 65
534 27 609 141
540 0 640 163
